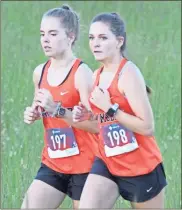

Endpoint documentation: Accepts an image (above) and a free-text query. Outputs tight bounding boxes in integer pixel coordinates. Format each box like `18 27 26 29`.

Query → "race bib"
46 128 79 158
100 123 139 157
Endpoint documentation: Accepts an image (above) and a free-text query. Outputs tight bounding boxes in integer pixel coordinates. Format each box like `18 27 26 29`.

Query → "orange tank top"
39 58 95 174
90 58 162 177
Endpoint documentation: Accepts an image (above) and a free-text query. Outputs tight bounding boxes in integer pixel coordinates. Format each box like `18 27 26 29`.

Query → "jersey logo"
60 91 69 96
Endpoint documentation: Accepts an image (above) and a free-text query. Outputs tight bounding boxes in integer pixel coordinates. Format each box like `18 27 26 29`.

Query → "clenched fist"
24 106 40 124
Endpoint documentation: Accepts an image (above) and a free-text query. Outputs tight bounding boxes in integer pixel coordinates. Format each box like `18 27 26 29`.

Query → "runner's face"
89 21 120 62
40 17 70 58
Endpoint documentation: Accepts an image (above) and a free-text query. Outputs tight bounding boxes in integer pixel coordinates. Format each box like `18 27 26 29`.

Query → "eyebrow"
89 34 107 36
40 30 59 33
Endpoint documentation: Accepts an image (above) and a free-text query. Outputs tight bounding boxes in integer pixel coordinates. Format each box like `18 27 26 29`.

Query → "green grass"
1 1 181 209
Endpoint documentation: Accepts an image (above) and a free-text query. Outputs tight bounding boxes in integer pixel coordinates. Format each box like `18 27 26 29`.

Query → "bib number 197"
50 134 66 150
46 128 79 158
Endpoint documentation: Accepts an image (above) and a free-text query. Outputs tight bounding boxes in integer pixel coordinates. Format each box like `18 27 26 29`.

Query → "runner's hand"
24 105 40 124
90 86 112 112
34 88 58 114
72 102 92 122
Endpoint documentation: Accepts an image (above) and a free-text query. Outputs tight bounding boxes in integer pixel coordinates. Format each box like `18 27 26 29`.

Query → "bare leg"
73 200 79 209
79 174 119 208
21 180 66 209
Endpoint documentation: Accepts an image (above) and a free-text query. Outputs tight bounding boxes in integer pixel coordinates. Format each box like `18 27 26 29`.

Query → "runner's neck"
50 51 76 70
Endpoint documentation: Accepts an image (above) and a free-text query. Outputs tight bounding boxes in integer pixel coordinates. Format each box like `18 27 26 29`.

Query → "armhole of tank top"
117 60 131 97
59 60 83 86
38 61 49 88
118 60 131 78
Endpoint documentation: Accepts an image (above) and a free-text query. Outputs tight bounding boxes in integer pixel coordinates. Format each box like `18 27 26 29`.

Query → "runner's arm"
32 64 45 106
62 64 99 134
108 63 154 136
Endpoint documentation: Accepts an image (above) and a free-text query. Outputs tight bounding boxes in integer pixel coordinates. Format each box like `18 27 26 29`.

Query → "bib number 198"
101 123 139 157
107 129 128 146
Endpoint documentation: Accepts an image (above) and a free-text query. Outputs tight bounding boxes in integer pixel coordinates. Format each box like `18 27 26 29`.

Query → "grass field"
1 1 181 209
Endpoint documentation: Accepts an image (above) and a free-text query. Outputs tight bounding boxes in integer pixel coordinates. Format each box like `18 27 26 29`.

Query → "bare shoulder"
121 61 144 81
119 61 145 89
33 62 46 86
33 63 45 78
75 62 93 89
75 62 93 78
